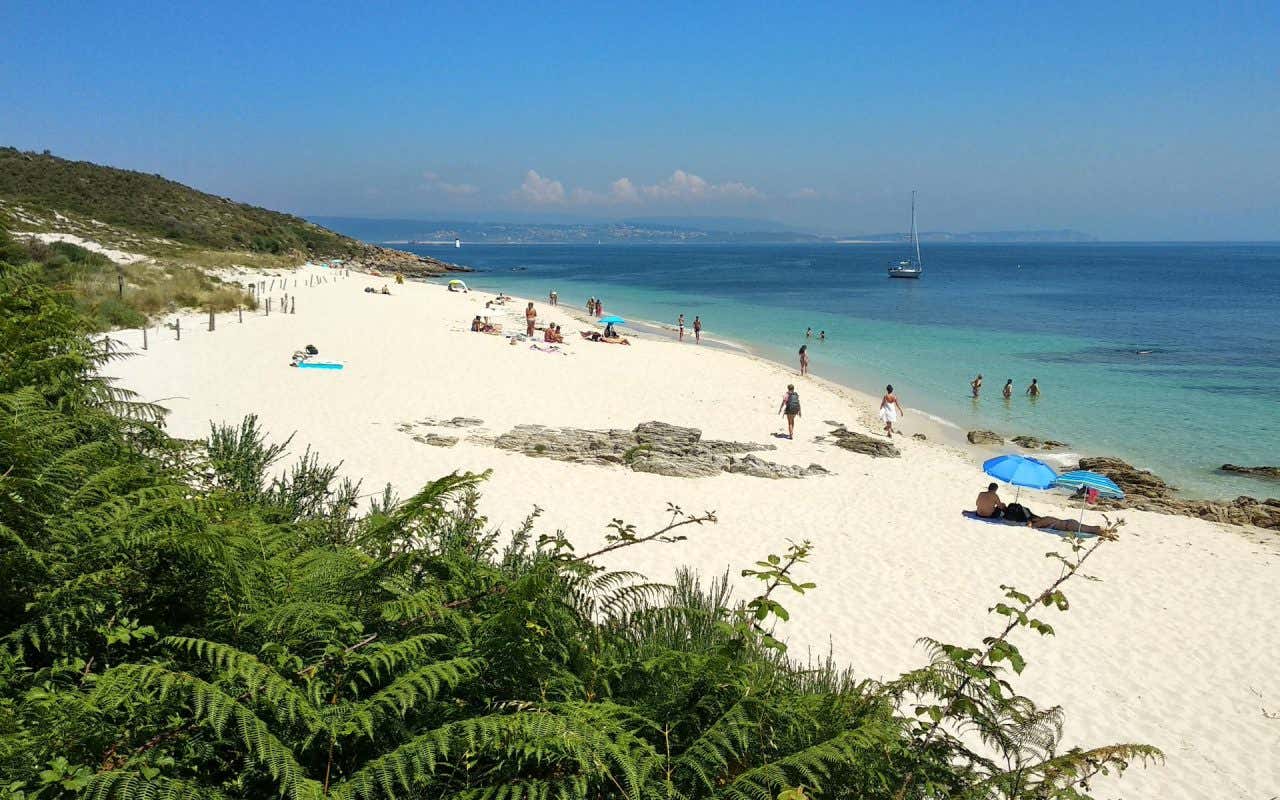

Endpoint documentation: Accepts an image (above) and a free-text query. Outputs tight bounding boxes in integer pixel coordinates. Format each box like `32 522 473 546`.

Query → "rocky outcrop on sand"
826 426 901 458
1078 456 1280 531
351 244 468 277
967 430 1004 445
1220 464 1280 481
490 421 829 479
1011 434 1068 451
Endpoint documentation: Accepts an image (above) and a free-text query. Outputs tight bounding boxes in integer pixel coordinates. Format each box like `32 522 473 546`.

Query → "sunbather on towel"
1027 516 1104 535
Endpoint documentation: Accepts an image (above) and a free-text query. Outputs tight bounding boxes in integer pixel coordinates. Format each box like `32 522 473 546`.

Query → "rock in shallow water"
1220 464 1280 481
1078 456 1280 531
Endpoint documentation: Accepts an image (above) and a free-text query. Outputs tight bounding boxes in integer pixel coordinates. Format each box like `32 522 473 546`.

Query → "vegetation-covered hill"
0 147 362 256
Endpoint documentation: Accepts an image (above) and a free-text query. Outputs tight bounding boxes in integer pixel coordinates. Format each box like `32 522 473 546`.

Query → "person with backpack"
779 383 802 440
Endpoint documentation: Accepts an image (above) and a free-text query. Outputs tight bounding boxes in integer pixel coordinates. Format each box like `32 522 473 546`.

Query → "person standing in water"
971 373 983 398
678 314 685 342
805 327 812 339
1026 378 1041 397
819 330 826 342
798 344 809 376
1002 379 1013 399
525 302 538 336
779 383 802 439
693 316 702 344
879 384 904 437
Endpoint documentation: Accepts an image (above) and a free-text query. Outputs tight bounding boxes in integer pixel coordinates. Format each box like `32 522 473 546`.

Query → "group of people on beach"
974 482 1104 534
675 313 706 340
970 374 1041 399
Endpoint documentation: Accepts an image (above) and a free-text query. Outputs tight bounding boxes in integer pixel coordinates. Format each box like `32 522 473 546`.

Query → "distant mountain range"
312 216 1098 245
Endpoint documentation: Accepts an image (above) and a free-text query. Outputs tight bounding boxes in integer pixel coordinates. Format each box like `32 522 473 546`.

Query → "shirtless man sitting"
975 483 1007 519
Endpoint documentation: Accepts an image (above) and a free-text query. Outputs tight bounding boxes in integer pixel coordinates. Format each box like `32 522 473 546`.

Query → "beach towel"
960 511 1096 538
295 362 344 370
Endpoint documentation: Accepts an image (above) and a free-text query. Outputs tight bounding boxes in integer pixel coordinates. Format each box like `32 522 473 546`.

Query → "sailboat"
887 191 923 279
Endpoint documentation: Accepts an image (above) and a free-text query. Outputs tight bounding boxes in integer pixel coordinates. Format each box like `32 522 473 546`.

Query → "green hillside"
0 147 361 256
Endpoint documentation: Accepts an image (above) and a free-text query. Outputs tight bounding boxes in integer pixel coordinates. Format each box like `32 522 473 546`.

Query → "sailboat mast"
911 190 922 267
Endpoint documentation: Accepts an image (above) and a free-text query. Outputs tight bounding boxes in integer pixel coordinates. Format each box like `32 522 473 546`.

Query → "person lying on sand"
975 483 1007 518
1028 515 1104 535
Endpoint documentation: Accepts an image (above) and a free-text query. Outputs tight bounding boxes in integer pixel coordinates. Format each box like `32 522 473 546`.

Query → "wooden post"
175 318 181 341
266 298 271 316
238 306 243 323
290 296 296 314
117 272 124 298
269 279 275 291
142 326 148 350
208 308 215 331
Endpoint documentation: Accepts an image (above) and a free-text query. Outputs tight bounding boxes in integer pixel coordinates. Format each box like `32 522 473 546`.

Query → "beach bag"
1004 503 1033 523
785 391 801 414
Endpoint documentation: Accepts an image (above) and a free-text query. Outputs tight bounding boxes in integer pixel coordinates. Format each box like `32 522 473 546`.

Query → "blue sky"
2 1 1277 239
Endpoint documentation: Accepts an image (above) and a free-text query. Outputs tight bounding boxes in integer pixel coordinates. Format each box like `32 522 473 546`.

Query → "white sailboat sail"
888 191 923 279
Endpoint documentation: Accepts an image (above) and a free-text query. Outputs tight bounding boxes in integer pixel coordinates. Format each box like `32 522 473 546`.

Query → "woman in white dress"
878 384 904 437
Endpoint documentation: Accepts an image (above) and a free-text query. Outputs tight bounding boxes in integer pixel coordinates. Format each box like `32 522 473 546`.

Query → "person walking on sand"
971 373 983 398
1026 378 1041 397
549 289 557 306
799 344 809 376
587 297 595 315
1003 379 1013 399
693 315 702 344
879 384 904 437
779 383 802 439
525 302 537 337
678 314 685 341
596 299 604 318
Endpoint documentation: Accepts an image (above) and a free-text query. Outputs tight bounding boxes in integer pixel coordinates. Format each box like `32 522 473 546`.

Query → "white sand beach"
108 265 1280 800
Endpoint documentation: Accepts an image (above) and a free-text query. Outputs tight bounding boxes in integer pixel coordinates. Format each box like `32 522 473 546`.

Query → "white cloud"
787 187 820 200
513 169 763 207
608 177 640 203
639 170 764 201
422 170 479 196
514 170 567 205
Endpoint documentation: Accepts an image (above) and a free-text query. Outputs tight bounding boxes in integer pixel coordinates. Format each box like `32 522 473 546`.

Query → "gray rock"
421 416 484 428
1079 456 1280 531
912 433 927 441
490 420 825 479
413 433 458 447
828 426 900 458
967 430 1004 445
1012 434 1068 450
1220 464 1280 481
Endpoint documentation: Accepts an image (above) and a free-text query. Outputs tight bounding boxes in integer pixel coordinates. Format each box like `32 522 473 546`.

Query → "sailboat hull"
887 269 922 279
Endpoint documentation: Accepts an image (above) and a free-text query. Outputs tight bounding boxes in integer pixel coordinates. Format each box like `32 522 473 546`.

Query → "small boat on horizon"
887 190 924 279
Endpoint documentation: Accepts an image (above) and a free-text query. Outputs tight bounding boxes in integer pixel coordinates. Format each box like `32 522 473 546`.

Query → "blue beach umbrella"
983 455 1059 501
598 315 626 325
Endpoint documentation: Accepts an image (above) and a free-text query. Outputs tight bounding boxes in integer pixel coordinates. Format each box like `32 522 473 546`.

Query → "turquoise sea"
402 242 1280 501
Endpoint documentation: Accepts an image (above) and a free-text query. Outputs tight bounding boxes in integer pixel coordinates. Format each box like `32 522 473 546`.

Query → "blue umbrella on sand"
598 315 626 325
983 454 1059 502
1053 470 1124 534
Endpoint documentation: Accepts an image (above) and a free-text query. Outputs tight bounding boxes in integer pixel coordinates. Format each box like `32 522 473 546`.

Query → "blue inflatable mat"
296 361 344 370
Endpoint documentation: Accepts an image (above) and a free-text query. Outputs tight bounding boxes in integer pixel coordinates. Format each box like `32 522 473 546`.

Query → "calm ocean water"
404 242 1280 500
